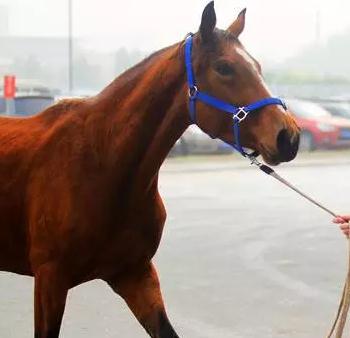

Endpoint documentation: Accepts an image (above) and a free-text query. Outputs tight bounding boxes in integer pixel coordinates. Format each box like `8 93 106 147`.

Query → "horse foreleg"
107 262 179 338
34 263 69 338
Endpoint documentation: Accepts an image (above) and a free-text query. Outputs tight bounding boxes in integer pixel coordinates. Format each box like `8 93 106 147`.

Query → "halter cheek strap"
184 33 287 157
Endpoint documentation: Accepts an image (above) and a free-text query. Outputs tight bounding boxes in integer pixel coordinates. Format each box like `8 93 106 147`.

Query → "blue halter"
185 33 287 157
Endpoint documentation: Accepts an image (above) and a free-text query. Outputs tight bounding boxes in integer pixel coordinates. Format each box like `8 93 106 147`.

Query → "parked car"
286 99 350 151
172 125 233 155
179 125 220 155
0 95 54 117
320 101 350 119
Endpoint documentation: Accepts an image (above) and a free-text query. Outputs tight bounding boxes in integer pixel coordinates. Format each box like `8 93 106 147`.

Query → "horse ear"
227 8 246 38
199 1 217 43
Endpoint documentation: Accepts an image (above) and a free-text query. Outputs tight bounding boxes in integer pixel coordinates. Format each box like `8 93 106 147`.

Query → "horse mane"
97 41 182 104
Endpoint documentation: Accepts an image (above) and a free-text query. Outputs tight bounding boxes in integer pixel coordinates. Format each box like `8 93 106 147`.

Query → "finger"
334 217 347 224
341 227 350 236
340 225 350 238
340 228 350 235
337 215 350 222
341 224 350 230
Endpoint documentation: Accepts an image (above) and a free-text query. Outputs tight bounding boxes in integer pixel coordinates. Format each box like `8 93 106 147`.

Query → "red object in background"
287 99 350 150
294 116 339 148
3 75 16 99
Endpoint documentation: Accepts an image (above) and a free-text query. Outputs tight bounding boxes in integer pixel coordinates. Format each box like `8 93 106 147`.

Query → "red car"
286 99 350 151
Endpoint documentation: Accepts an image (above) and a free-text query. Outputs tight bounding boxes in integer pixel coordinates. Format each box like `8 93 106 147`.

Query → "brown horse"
0 2 299 337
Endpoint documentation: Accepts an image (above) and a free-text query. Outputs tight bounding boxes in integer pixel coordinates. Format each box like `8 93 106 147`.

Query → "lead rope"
327 239 350 338
248 156 350 337
329 240 350 338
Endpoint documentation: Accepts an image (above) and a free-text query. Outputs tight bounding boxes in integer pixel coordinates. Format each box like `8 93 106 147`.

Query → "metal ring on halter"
188 85 198 99
248 155 262 167
233 107 248 123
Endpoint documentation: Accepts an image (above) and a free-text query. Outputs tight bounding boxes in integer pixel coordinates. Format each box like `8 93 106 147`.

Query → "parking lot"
1 151 350 337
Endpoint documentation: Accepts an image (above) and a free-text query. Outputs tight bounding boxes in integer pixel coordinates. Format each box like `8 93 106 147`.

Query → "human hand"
333 216 350 238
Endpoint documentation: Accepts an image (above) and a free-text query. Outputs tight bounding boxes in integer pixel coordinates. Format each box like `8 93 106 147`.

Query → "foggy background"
1 0 350 97
2 3 350 338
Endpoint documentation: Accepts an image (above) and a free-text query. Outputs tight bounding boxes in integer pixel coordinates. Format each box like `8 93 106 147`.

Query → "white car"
177 125 231 155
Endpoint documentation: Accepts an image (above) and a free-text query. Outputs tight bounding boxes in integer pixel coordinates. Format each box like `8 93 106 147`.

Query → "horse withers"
0 2 299 337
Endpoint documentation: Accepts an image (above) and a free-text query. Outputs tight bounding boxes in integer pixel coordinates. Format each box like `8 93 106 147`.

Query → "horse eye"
214 62 234 76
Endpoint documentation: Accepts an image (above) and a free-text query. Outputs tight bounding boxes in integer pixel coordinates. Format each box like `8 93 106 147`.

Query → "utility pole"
315 8 321 45
68 0 73 94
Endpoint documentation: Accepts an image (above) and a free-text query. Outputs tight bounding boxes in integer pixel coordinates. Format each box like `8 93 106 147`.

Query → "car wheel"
299 131 315 152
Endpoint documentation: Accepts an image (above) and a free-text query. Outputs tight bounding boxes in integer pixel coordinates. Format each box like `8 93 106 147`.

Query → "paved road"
1 154 349 337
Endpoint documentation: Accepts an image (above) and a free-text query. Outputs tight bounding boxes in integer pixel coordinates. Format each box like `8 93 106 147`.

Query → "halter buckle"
188 85 198 99
233 107 248 123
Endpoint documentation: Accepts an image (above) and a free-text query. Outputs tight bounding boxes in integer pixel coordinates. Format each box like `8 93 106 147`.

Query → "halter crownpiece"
184 33 287 157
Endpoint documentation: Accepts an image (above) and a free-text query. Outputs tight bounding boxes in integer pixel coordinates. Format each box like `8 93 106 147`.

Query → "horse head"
187 2 300 165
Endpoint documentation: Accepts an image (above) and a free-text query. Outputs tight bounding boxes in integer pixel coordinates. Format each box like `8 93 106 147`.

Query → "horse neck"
90 42 189 195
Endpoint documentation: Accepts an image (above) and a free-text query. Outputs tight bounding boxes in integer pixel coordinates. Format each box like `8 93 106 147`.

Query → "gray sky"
1 0 350 63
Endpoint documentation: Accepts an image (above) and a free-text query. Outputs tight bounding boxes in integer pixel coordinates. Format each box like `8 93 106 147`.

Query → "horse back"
0 98 88 275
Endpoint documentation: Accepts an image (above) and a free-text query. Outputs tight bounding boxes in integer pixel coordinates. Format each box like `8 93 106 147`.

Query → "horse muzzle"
276 128 300 163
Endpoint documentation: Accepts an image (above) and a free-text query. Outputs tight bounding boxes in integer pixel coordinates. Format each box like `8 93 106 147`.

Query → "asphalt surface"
1 152 350 338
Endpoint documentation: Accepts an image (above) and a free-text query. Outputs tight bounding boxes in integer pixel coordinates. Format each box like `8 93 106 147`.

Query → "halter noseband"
185 33 287 158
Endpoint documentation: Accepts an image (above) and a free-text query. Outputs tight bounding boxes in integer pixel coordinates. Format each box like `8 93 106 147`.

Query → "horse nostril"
277 129 299 162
